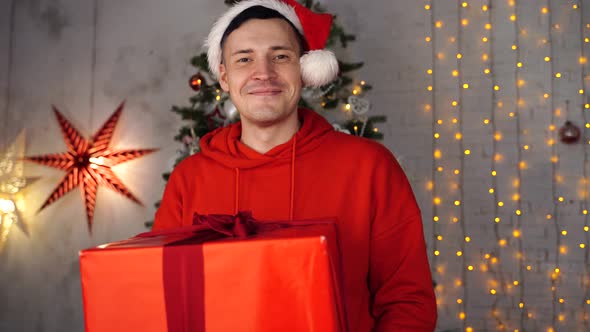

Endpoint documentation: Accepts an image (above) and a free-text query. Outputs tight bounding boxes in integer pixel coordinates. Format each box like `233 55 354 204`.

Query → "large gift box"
79 213 347 332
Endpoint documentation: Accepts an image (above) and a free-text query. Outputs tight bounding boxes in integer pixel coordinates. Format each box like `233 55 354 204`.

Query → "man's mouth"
248 88 282 96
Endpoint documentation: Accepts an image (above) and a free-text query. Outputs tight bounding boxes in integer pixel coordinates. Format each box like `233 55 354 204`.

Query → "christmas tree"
147 0 386 227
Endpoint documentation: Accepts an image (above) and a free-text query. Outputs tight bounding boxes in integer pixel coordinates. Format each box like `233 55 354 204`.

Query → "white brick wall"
1 1 589 331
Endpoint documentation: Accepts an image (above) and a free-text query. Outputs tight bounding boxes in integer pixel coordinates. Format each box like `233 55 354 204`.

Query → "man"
154 0 437 331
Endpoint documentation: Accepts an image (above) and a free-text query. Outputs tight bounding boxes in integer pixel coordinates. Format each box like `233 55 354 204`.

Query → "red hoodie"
154 108 437 331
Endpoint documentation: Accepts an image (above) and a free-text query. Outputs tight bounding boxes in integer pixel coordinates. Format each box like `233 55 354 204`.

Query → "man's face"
219 18 302 128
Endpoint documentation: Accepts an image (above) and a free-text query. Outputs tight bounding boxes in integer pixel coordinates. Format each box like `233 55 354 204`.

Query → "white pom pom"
300 50 339 88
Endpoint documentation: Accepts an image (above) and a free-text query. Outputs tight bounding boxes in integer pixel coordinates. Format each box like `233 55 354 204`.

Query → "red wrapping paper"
79 218 347 332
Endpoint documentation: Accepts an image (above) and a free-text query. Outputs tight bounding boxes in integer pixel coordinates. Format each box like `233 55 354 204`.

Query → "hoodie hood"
199 108 334 169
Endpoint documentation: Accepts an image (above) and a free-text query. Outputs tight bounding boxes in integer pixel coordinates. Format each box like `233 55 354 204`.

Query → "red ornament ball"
189 73 205 91
558 121 581 144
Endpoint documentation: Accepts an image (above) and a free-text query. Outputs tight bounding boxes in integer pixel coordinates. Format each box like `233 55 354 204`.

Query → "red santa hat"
205 0 339 88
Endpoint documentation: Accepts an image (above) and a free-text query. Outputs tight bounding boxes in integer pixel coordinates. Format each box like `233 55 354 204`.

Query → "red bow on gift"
192 211 259 239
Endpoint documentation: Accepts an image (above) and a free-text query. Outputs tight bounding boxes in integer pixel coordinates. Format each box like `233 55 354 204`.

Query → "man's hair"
220 5 309 57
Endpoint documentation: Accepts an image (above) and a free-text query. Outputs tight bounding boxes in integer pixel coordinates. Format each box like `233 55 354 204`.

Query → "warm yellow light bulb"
452 100 458 107
345 104 351 110
467 265 474 271
523 145 529 150
482 53 489 61
489 188 494 194
490 289 497 295
456 251 463 256
482 37 488 43
462 2 468 8
586 37 590 43
484 68 490 74
544 93 550 99
452 118 458 124
464 149 471 155
459 312 466 320
484 118 490 124
452 70 459 77
510 15 516 21
581 243 586 249
435 21 443 28
427 69 433 75
494 85 500 91
462 19 469 26
434 133 440 139
585 226 589 232
555 72 562 78
485 23 491 30
558 196 564 202
434 149 441 159
425 36 432 42
424 4 431 10
498 201 504 207
437 235 443 241
491 170 497 176
517 62 523 68
580 57 587 64
544 56 551 62
457 53 463 59
434 250 440 256
515 210 522 216
561 230 567 236
433 215 439 222
437 119 443 125
513 229 521 237
463 83 469 89
482 5 488 11
427 85 433 91
541 7 548 14
454 169 460 175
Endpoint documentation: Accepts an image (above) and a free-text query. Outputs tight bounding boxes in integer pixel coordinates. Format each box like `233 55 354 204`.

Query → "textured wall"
0 0 589 331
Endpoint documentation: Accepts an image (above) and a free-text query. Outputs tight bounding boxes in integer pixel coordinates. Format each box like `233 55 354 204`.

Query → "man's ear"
219 63 230 92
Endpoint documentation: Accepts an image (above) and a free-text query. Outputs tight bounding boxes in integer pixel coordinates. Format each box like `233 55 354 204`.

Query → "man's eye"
237 58 251 63
274 54 289 60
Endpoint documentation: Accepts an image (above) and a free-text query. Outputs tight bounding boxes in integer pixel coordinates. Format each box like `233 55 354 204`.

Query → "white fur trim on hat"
205 0 303 80
300 49 339 87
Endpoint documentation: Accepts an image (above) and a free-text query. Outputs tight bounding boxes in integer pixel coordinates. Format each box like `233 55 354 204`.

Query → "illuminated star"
0 130 34 251
24 102 158 232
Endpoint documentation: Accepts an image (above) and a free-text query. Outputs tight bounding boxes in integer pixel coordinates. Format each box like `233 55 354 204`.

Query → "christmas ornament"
206 107 226 130
189 73 205 91
347 95 370 115
24 102 158 232
558 120 581 144
332 123 351 135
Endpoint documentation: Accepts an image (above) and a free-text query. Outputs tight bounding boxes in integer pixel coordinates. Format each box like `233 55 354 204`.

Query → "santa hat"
205 0 339 88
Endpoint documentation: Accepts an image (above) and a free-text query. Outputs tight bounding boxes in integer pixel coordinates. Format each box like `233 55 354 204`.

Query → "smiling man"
153 0 437 331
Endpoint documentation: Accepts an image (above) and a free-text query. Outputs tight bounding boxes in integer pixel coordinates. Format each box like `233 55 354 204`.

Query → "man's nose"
252 59 276 80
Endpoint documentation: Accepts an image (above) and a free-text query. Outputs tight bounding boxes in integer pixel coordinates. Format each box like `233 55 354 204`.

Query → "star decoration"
0 130 34 252
24 102 158 232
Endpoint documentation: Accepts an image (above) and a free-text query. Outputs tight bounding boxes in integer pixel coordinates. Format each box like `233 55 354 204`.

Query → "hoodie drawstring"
234 168 240 215
289 135 296 221
233 135 297 220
